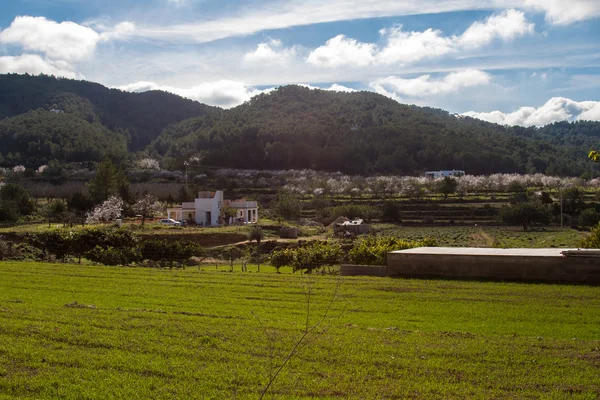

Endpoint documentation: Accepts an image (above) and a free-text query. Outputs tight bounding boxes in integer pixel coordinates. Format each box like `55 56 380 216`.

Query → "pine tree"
87 158 117 204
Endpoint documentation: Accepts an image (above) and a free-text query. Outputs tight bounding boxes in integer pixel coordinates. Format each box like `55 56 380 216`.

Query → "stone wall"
386 252 600 284
340 265 387 277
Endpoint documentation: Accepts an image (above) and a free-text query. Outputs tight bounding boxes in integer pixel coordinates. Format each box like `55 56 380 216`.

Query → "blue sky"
1 0 600 126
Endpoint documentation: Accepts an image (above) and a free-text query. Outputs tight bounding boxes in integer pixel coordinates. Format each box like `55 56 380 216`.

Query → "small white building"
425 170 465 179
166 191 258 226
226 198 259 224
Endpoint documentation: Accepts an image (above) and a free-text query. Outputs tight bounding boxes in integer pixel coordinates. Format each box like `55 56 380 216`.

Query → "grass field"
1 262 599 399
374 225 588 248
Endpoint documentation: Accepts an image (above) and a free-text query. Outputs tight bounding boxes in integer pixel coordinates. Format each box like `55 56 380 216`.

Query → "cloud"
524 0 600 25
376 27 454 65
0 54 81 79
327 84 356 92
0 16 135 61
463 97 600 126
116 80 270 108
457 9 535 49
308 10 534 68
0 16 100 61
118 81 356 107
307 35 376 67
133 0 590 45
243 39 298 65
370 69 491 101
298 83 357 92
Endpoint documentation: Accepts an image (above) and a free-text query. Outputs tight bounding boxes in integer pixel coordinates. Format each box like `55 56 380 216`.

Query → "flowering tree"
86 196 123 224
12 165 25 173
133 194 163 226
136 158 161 170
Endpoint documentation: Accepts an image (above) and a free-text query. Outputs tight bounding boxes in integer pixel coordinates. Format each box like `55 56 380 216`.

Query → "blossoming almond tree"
86 196 123 224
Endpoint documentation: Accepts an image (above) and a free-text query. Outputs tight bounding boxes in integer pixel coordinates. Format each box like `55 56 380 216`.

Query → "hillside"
150 85 600 176
2 75 600 176
0 74 220 157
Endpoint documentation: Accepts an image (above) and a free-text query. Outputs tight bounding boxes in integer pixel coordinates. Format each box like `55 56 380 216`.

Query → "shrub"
86 246 136 266
270 241 343 274
139 239 204 268
500 201 551 231
273 194 303 220
579 208 600 228
349 236 437 266
270 248 294 273
381 201 402 223
580 224 600 248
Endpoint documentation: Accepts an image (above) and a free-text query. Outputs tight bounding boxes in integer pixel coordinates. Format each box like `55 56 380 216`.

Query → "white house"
425 170 465 179
166 191 258 226
226 198 259 224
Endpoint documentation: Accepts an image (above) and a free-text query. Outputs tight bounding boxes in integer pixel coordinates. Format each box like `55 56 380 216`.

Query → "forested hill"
0 74 220 157
151 85 600 176
2 75 600 177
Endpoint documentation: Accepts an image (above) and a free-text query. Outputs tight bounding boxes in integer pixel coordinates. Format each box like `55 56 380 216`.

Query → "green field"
374 225 588 248
1 262 599 399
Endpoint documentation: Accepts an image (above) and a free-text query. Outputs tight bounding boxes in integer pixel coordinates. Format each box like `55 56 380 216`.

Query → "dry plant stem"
259 276 342 400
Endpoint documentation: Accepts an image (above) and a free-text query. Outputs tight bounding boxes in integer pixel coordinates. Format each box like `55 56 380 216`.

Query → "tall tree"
87 158 117 204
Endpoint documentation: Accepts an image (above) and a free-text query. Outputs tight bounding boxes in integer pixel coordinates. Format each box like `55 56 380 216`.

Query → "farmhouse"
166 190 259 226
425 169 465 179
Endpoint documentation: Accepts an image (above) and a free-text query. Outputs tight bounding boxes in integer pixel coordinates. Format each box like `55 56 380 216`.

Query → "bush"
270 248 294 273
506 180 526 193
140 239 204 267
270 241 343 274
349 236 437 266
500 201 551 231
86 246 137 266
381 201 402 223
579 208 600 228
580 224 600 248
273 194 303 220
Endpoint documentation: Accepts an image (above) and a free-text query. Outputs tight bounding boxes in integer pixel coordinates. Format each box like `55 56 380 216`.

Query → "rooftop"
390 247 581 257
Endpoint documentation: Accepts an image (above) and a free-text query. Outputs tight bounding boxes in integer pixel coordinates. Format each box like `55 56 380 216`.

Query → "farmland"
1 262 599 399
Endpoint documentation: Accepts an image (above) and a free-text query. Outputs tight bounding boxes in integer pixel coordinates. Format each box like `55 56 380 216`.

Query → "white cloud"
100 22 136 41
298 83 357 92
0 16 100 61
524 0 600 25
0 16 135 61
116 80 270 108
308 10 534 68
376 27 454 65
457 9 535 49
133 0 591 45
327 84 356 92
243 39 297 65
0 54 81 79
307 35 376 67
118 81 356 107
370 69 491 100
463 97 600 126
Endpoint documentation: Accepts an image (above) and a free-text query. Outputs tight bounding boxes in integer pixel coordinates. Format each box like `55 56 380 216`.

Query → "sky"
1 0 600 126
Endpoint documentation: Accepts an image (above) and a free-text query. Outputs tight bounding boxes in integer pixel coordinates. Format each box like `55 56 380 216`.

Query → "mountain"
0 74 219 163
2 75 600 177
150 85 600 177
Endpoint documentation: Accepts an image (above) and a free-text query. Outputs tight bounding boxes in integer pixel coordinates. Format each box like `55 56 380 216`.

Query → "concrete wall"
341 265 387 277
386 253 600 284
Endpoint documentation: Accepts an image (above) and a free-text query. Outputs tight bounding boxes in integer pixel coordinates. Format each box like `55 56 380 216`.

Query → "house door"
205 211 211 226
247 210 251 222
